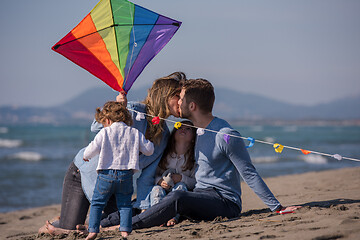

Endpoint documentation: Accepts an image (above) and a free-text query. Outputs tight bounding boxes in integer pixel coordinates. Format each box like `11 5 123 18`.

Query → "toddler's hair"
95 101 133 126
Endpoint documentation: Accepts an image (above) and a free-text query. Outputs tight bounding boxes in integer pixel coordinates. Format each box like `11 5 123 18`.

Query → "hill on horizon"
0 86 359 125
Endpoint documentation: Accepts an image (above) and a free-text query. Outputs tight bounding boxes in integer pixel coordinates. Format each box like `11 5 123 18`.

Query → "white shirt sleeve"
138 131 154 156
83 129 103 160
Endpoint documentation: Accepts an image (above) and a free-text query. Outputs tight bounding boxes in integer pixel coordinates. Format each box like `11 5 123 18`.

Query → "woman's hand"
116 91 127 106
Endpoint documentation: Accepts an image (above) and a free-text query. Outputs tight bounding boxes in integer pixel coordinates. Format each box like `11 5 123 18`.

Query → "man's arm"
222 129 282 211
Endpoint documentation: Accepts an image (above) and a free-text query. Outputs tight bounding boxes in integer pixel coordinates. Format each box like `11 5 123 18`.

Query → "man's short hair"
182 78 215 113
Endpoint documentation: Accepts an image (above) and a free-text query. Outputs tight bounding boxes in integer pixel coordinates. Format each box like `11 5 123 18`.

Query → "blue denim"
88 170 133 233
134 126 170 210
150 182 188 206
132 188 241 229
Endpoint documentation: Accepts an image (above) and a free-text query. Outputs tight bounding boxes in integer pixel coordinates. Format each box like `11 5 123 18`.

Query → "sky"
0 0 359 107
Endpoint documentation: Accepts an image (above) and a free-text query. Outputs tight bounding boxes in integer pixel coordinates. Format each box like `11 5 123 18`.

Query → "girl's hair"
158 120 196 171
95 101 133 126
143 72 187 145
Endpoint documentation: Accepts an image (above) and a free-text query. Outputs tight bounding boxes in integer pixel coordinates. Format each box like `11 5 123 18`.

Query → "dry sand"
1 167 359 240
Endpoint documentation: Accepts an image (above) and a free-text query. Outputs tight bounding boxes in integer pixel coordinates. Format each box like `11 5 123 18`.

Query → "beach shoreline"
1 167 359 240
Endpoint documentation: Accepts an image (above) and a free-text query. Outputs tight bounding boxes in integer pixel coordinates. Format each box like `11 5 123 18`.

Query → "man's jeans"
132 187 241 229
88 170 133 233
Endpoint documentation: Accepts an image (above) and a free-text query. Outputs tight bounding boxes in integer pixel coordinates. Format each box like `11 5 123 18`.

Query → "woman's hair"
143 72 187 144
158 120 196 171
95 101 133 126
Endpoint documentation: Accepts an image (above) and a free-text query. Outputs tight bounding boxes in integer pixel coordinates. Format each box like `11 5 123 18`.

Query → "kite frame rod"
53 22 180 49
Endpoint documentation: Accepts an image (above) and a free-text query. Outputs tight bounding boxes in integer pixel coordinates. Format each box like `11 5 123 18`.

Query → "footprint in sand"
311 234 344 240
19 216 31 220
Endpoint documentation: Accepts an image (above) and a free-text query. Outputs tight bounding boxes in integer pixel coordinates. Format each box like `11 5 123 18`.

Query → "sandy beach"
1 167 359 240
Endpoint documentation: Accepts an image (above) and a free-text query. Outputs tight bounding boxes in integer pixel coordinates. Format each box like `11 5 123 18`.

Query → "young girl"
150 120 197 226
83 101 154 240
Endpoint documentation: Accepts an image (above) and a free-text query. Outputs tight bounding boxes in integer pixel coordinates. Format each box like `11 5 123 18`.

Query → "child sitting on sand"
150 120 197 226
83 101 154 240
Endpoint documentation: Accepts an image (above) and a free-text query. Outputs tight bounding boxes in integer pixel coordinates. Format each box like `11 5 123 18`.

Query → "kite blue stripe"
124 5 158 83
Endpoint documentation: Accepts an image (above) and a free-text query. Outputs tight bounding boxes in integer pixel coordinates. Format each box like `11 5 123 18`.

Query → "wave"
298 155 328 164
263 137 275 143
252 156 279 163
0 127 8 134
249 126 263 132
9 152 44 161
0 138 22 148
283 126 297 132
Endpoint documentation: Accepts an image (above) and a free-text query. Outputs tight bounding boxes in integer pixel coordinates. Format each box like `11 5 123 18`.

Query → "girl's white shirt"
84 122 154 171
155 154 197 190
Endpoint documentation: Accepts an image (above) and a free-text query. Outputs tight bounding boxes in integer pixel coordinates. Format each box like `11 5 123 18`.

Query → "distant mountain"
214 88 360 120
0 87 149 125
0 86 359 125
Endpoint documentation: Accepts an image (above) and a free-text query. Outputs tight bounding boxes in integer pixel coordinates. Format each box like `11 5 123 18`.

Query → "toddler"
83 101 154 239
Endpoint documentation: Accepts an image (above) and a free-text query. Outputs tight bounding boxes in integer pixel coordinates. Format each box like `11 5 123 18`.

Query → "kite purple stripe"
123 15 181 91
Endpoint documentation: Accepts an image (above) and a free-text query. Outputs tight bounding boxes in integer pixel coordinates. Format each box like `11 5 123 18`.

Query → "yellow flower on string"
273 143 284 153
174 122 182 129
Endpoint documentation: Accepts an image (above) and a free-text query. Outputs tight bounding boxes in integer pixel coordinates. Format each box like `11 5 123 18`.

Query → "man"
132 78 293 229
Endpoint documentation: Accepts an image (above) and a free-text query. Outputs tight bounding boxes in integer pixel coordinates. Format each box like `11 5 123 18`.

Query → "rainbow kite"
52 0 181 93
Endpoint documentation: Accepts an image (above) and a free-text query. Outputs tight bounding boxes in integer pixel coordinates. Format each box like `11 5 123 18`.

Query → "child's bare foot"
121 231 129 237
167 218 177 226
85 232 97 240
76 224 88 232
167 214 180 226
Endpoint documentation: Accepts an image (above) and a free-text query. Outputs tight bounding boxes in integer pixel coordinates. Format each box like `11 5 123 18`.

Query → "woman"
40 72 187 235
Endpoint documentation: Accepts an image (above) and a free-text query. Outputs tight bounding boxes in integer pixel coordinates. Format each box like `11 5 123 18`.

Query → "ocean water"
0 124 359 213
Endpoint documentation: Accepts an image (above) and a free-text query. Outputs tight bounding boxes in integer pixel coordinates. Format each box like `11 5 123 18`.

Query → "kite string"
127 108 360 162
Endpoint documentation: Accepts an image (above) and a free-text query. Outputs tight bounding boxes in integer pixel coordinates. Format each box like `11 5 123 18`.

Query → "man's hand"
277 205 302 214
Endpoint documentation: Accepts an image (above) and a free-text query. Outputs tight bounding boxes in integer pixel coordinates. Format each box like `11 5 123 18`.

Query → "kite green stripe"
91 0 122 77
111 0 134 79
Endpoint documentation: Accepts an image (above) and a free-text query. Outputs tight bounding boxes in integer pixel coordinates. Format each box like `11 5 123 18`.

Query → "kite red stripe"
52 31 121 91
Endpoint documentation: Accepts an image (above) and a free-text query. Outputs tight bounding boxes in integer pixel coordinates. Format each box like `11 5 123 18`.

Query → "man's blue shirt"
194 117 281 211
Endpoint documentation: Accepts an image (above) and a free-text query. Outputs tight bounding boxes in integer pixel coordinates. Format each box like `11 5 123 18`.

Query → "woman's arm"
90 119 103 132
